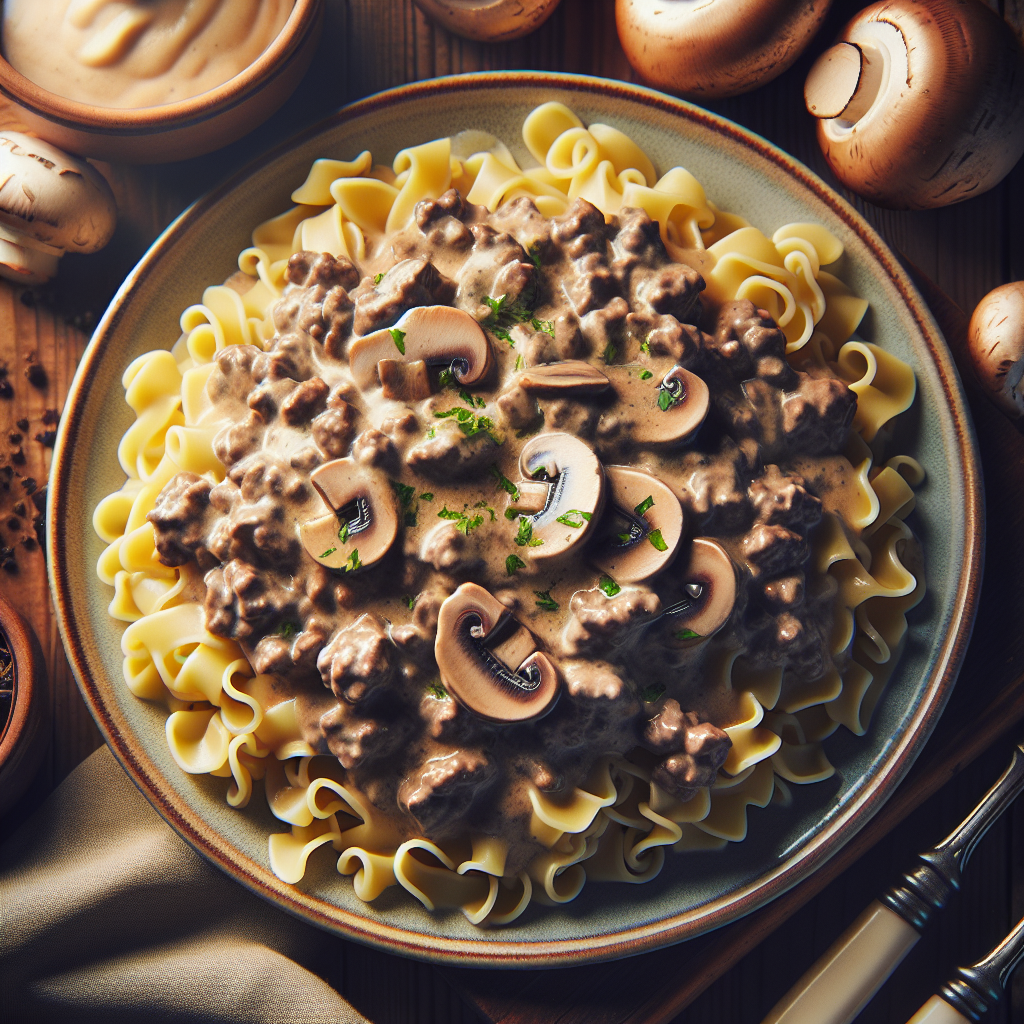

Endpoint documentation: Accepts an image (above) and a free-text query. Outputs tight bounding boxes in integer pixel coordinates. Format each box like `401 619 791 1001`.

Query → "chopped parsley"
505 554 526 576
438 505 486 535
320 547 337 558
673 628 702 641
514 354 524 372
534 590 559 611
420 492 434 501
437 367 455 390
603 342 617 363
342 549 362 573
483 293 536 345
658 376 684 412
648 528 668 551
639 369 654 381
390 479 419 527
490 464 521 502
438 506 464 520
639 683 666 703
528 244 543 270
373 272 385 285
277 622 299 637
389 328 406 355
433 405 503 444
598 575 621 597
640 335 651 355
427 680 449 699
634 495 655 517
556 509 592 528
658 388 677 412
531 317 555 337
402 594 416 609
338 522 350 544
514 516 544 547
504 507 519 521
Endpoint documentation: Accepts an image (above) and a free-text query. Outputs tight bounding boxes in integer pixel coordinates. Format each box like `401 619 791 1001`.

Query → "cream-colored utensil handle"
761 900 919 1024
906 996 970 1024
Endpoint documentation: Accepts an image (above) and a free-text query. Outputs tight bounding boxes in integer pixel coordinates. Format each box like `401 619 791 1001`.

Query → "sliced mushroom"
435 582 560 722
378 358 432 402
517 360 611 395
805 0 1024 209
413 0 561 42
662 538 737 645
616 0 832 99
591 466 685 583
348 305 494 391
300 459 399 573
507 432 606 561
607 364 709 446
0 132 117 283
967 281 1024 420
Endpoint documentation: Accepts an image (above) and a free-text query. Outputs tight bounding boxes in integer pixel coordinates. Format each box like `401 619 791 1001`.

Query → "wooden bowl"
0 0 324 164
0 594 47 819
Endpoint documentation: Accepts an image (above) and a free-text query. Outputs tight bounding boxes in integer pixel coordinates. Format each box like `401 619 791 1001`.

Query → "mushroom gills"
436 583 560 723
590 465 684 583
507 432 606 560
662 537 737 644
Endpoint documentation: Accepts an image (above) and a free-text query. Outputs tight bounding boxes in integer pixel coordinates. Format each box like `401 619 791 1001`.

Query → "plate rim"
48 70 985 966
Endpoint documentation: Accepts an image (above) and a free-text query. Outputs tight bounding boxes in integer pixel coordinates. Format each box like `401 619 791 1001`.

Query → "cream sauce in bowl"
2 0 294 109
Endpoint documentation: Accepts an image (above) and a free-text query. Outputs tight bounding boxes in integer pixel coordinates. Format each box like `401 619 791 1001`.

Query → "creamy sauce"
2 0 294 109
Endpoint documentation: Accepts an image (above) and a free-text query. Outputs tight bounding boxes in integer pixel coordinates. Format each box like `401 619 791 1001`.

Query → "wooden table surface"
4 2 1024 1021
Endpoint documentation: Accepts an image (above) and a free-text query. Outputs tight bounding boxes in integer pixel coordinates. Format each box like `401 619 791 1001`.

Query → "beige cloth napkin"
0 745 370 1023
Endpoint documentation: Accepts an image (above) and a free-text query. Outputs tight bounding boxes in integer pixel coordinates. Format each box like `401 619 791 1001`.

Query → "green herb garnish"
427 680 448 699
403 594 416 609
528 244 543 270
438 506 464 520
640 335 651 355
373 272 385 285
603 342 617 363
515 354 524 372
634 495 654 517
658 388 677 412
437 367 455 390
534 590 559 611
320 548 337 558
419 492 434 501
556 509 592 528
342 550 362 573
278 622 298 637
639 369 653 381
483 293 536 345
514 516 544 547
673 628 702 641
490 464 521 502
531 317 555 337
338 522 350 543
505 554 526 576
598 575 621 597
648 528 668 551
389 328 406 355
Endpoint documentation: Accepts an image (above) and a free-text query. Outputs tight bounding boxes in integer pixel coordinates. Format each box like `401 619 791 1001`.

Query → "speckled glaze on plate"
48 73 983 966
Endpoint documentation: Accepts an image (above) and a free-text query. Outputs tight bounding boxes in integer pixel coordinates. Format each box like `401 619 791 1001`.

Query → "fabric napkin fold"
0 745 369 1023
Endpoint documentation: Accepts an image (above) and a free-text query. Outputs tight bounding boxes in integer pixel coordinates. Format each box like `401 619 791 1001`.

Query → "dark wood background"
4 1 1024 1021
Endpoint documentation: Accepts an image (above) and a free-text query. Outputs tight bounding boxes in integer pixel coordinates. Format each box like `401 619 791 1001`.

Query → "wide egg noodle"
91 102 924 923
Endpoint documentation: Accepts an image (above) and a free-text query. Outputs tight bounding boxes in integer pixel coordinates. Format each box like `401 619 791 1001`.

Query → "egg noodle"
93 102 921 926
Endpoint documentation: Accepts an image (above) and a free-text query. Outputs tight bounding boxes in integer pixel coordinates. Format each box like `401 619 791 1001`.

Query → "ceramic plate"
49 72 983 966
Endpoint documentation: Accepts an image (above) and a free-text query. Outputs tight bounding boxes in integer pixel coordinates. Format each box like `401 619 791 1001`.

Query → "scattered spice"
10 448 24 465
24 358 47 390
15 419 27 432
7 433 21 445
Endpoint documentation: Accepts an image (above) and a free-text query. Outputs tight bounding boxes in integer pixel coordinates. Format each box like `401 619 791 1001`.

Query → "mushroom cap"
608 364 710 446
0 132 116 252
663 537 737 643
300 458 399 572
967 281 1024 420
517 360 611 395
591 466 685 583
511 432 606 560
615 0 832 99
348 304 493 391
435 582 560 722
413 0 561 42
807 0 1024 209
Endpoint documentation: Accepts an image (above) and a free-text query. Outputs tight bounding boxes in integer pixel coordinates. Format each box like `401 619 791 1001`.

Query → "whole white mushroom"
0 132 117 284
967 282 1024 421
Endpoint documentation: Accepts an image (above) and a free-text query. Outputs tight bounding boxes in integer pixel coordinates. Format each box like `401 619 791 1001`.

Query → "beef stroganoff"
94 102 922 926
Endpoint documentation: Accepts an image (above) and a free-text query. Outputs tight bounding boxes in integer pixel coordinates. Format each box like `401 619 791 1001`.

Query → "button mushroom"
300 458 399 573
661 537 737 645
435 582 560 722
413 0 561 42
516 359 611 395
967 281 1024 421
591 467 685 583
0 132 116 283
507 432 606 561
607 364 710 447
347 304 494 391
615 0 832 99
804 0 1024 209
